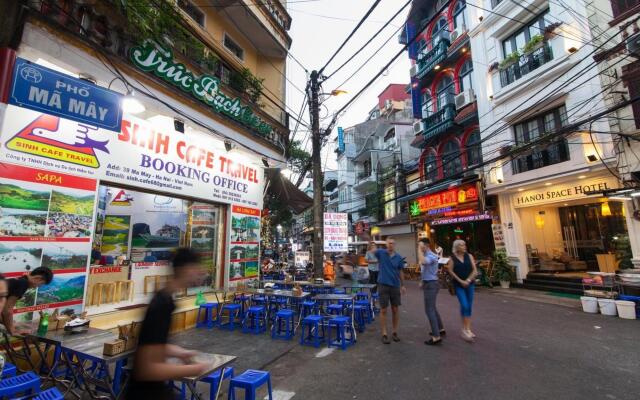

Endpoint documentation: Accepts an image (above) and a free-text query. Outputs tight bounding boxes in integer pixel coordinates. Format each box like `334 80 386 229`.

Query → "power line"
288 7 402 27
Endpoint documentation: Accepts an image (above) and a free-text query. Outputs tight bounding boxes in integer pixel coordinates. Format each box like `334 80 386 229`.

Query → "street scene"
0 0 639 399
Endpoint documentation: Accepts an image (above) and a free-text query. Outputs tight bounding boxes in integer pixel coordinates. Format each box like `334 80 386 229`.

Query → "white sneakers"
461 329 475 342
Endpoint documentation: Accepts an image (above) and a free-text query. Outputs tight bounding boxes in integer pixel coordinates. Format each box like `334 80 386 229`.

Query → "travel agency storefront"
0 27 281 326
494 173 634 280
406 179 497 259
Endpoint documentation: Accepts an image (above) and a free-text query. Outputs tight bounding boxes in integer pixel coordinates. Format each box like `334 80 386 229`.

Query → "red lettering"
119 120 131 142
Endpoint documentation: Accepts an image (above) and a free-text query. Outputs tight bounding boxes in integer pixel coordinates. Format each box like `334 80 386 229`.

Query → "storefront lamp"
122 90 146 114
535 215 545 229
601 202 612 217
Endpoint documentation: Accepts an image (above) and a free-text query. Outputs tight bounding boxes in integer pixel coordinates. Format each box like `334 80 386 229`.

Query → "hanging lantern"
601 202 612 217
535 214 545 229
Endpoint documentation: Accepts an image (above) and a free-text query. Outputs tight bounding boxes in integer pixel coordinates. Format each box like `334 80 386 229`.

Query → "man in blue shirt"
375 237 406 344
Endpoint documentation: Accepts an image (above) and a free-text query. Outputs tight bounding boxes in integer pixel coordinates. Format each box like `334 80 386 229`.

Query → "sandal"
382 335 391 344
392 332 400 342
424 338 442 346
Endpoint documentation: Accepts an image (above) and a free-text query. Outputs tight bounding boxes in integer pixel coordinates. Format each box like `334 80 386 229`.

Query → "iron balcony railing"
422 103 457 141
416 40 450 80
499 44 554 87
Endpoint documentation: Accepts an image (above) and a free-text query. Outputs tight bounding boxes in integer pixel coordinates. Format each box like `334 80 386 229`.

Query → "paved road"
265 282 640 400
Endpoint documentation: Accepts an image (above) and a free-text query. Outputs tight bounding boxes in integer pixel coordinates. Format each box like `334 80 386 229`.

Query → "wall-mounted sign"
324 213 348 252
410 183 480 219
354 221 369 235
513 177 619 208
10 58 122 131
294 251 310 268
337 127 345 153
0 105 264 208
430 213 491 226
130 41 274 137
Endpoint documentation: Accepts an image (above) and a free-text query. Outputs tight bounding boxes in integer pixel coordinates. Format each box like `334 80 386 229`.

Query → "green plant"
493 250 515 282
521 34 544 54
499 51 520 69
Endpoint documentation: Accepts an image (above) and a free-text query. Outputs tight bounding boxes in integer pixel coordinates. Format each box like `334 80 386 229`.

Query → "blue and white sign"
9 58 123 131
337 127 345 153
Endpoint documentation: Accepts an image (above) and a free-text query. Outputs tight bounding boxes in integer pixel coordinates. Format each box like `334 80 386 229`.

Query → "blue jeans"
454 284 474 317
422 281 443 335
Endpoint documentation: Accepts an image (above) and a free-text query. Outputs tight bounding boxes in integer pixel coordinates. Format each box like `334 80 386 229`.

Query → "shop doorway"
433 220 495 259
558 201 631 271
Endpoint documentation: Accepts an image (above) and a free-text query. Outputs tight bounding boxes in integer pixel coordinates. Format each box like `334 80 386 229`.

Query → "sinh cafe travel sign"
130 41 274 136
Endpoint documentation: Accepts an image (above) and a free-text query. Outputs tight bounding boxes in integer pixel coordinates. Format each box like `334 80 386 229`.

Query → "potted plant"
493 250 515 288
499 51 520 70
521 34 545 55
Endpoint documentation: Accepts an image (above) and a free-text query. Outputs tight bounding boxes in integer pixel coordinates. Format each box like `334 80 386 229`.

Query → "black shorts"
379 284 401 308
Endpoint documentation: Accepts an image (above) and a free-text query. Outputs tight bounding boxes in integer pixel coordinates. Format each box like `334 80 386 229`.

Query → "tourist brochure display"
229 205 261 286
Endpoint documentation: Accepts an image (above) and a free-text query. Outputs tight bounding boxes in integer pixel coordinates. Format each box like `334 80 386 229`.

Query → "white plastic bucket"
615 300 637 320
580 296 598 313
598 298 617 316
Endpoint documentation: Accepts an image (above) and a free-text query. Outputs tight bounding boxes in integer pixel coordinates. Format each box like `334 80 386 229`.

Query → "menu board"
229 205 261 284
0 162 96 321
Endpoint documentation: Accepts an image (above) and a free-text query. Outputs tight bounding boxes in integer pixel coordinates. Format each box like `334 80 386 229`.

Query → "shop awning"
264 168 313 214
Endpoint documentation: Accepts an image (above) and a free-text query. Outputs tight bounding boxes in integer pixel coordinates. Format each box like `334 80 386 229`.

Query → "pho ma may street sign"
130 42 274 137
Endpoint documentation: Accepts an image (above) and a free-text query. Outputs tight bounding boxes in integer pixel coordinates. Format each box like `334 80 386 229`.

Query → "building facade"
0 0 292 323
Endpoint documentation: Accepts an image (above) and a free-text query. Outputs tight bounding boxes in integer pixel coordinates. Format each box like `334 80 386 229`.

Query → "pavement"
177 282 640 400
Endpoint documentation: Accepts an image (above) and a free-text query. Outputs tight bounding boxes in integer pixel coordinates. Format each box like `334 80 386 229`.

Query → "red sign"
232 205 261 216
411 183 481 220
0 161 97 190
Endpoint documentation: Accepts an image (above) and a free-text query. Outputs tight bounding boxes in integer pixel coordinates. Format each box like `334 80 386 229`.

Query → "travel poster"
101 215 131 256
229 205 260 283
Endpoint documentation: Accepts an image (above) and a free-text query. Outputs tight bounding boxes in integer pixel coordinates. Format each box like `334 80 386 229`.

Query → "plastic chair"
228 369 273 400
333 288 346 295
219 303 242 331
353 305 367 333
271 309 295 340
180 367 234 400
355 300 373 323
242 306 267 334
299 315 325 348
197 303 219 329
301 300 318 317
327 304 344 316
0 371 41 398
327 316 355 350
1 362 17 378
17 387 64 400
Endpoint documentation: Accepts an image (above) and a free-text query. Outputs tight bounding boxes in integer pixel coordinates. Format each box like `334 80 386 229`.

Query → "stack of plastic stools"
242 306 267 334
17 387 64 400
301 300 317 317
179 367 234 400
196 302 219 329
327 303 344 316
0 371 41 398
219 303 242 331
1 362 17 378
300 314 325 348
327 316 355 350
228 369 273 400
353 304 368 333
271 309 295 340
355 300 373 323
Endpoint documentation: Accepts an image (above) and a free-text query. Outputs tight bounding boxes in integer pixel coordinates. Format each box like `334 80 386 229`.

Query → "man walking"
375 237 406 344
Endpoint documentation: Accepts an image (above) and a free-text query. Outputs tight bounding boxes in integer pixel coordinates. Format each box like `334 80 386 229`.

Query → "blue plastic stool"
301 300 318 317
196 303 219 329
242 306 267 334
353 305 367 333
17 387 63 400
355 300 373 323
271 309 295 340
327 303 344 316
355 292 369 301
251 296 266 306
0 371 41 398
333 288 346 294
228 369 273 400
219 303 242 331
299 315 325 348
180 367 234 400
1 362 17 378
234 294 252 315
327 316 355 350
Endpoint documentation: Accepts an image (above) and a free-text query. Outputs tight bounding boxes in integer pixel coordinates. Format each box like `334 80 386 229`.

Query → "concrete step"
520 282 583 296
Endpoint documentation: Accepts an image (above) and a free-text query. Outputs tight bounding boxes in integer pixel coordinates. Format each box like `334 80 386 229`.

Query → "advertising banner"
229 205 261 284
10 58 123 131
0 105 264 208
294 251 310 269
0 162 96 321
324 213 348 252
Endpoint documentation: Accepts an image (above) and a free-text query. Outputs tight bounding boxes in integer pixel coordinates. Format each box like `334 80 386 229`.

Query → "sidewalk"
486 286 581 309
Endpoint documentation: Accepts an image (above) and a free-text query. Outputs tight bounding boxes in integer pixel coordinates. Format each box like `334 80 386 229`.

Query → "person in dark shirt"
2 267 53 335
126 248 210 400
375 237 406 344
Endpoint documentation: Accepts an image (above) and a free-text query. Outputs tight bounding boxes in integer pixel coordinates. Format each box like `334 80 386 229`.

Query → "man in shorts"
375 237 406 344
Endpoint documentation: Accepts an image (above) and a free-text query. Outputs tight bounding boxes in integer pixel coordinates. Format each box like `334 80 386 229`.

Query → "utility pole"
309 70 324 279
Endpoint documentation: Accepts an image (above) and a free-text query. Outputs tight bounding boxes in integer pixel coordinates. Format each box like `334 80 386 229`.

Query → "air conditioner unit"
410 64 418 77
413 120 424 134
454 88 476 110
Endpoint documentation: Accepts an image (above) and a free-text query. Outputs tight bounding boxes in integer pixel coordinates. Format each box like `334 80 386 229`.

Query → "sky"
284 0 412 175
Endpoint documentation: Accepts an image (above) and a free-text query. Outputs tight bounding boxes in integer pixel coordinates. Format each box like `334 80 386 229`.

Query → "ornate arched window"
453 0 467 30
465 130 482 167
442 140 462 178
431 17 449 46
436 75 455 109
458 59 474 91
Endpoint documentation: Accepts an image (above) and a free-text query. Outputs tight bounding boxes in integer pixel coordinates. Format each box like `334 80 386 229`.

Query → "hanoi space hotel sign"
410 183 480 220
513 177 620 208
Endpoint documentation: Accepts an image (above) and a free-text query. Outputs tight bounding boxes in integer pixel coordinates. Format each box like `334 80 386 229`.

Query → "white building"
469 0 637 285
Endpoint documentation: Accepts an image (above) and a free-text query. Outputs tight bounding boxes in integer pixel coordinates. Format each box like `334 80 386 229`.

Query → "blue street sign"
9 58 123 131
337 127 345 152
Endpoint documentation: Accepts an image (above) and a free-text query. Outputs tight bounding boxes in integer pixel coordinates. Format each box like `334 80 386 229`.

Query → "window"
465 131 482 167
431 17 449 47
442 140 462 178
502 10 548 57
177 0 205 27
384 129 396 142
223 34 244 61
458 59 474 91
611 0 640 18
421 91 433 118
491 0 502 8
423 150 438 183
453 0 467 30
436 75 455 109
512 106 570 173
219 64 231 85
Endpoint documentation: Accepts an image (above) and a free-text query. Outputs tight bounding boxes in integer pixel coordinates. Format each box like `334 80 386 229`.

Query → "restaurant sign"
410 183 480 219
130 41 274 136
513 177 619 208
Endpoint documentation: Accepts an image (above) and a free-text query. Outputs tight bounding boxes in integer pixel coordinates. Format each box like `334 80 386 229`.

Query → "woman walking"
446 240 478 342
418 238 445 345
365 242 379 293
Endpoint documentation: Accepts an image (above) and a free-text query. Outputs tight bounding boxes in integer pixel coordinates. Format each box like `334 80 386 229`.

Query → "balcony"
422 103 457 141
354 171 377 192
416 40 450 80
499 44 554 87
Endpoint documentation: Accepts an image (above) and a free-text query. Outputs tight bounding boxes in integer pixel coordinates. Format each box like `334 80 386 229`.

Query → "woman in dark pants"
418 238 445 345
365 242 379 293
446 239 478 342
